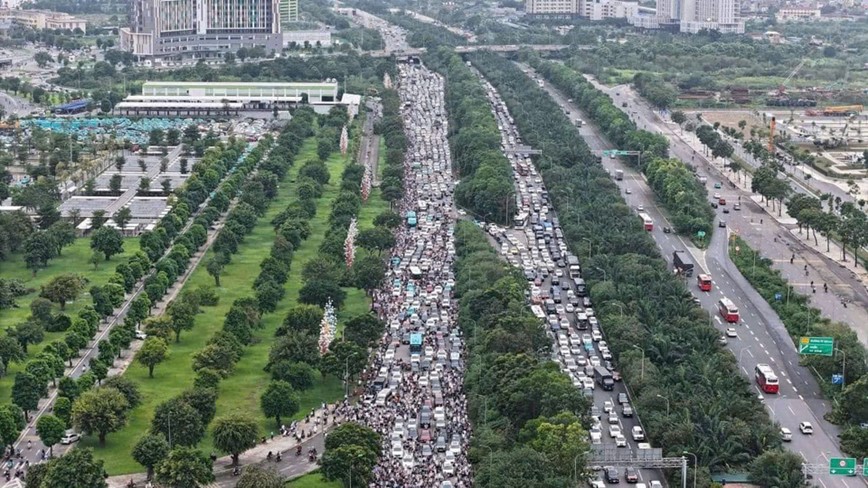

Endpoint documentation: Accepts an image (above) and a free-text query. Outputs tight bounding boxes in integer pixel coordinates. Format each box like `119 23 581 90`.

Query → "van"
376 388 393 406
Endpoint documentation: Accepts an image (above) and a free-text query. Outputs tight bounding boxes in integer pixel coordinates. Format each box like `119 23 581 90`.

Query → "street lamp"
683 451 698 488
594 266 607 282
657 394 670 416
835 347 847 389
582 237 592 261
632 344 645 381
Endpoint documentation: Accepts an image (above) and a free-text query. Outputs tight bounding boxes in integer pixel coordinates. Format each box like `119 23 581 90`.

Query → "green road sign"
799 337 834 356
829 457 856 475
863 459 868 476
697 231 706 238
602 149 632 157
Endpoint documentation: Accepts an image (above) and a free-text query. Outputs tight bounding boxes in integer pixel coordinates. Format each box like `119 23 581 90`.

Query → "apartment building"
0 8 86 31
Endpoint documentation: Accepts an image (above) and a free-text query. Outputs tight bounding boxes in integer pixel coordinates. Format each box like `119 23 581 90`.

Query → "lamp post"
683 451 698 488
657 394 670 416
594 266 607 281
835 347 846 389
632 344 645 381
582 237 592 261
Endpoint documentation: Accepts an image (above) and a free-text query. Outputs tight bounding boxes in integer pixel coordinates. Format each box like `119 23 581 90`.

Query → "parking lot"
472 69 665 488
343 62 470 488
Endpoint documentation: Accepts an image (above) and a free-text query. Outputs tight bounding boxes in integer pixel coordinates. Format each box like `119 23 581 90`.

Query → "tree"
155 447 214 488
343 314 385 348
373 210 402 229
279 304 323 336
34 51 53 68
11 319 44 353
109 174 122 194
321 340 367 384
357 227 395 254
114 207 132 228
269 360 316 390
136 337 169 378
102 376 142 408
236 465 284 488
40 448 108 488
353 255 385 292
260 380 300 427
24 231 56 275
91 210 107 229
90 227 124 261
132 433 170 481
298 279 346 309
40 274 88 310
167 297 198 342
53 396 73 427
212 414 259 466
517 412 588 477
0 335 25 373
325 422 380 455
89 250 104 269
36 414 66 456
151 398 204 447
670 110 687 125
749 449 805 488
0 404 25 451
319 445 378 487
71 387 129 446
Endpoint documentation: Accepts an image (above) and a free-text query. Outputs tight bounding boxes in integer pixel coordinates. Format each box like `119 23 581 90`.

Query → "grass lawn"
0 237 140 402
288 471 342 488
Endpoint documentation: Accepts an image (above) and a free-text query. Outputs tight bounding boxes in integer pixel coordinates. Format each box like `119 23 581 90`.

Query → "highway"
472 65 666 487
523 63 858 488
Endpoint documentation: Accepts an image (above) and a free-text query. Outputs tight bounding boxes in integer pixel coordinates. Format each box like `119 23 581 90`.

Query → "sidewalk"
105 401 344 487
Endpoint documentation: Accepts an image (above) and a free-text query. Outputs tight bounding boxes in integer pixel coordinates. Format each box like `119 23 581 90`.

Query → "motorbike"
296 445 302 456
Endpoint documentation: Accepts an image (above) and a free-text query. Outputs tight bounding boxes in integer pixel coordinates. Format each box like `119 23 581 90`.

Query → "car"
733 203 741 211
636 205 644 212
603 400 615 413
718 220 726 228
622 404 634 417
421 444 433 457
711 202 718 208
618 393 629 405
592 329 603 341
718 335 728 345
726 328 738 337
609 425 622 438
615 434 627 447
612 370 622 382
713 192 721 199
714 182 722 189
625 188 632 194
605 466 620 483
650 482 663 488
632 426 645 441
608 411 619 424
402 451 415 469
390 443 403 458
60 430 81 444
589 479 606 488
443 460 455 475
135 330 148 340
799 422 814 434
723 207 730 214
625 467 639 483
780 427 793 441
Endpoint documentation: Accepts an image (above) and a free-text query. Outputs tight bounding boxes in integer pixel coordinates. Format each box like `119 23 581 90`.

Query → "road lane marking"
714 316 722 324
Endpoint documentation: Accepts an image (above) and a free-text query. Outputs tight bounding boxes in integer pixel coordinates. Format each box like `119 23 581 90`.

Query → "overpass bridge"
369 44 569 58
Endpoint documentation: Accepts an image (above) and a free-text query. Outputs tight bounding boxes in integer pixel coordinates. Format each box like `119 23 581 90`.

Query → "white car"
799 422 813 434
135 330 147 340
726 328 738 337
609 425 622 438
391 443 403 458
589 356 601 367
649 481 663 488
615 434 627 447
603 401 614 413
402 451 415 469
591 330 603 342
632 426 645 441
443 461 455 475
60 431 81 445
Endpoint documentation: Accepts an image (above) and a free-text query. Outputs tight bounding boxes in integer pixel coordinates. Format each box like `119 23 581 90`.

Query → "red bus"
718 297 739 323
755 364 779 394
697 274 712 292
638 213 653 231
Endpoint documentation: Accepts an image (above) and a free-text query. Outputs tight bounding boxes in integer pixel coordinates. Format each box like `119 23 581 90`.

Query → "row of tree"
526 57 712 241
470 52 799 485
374 88 407 204
454 220 591 487
631 72 679 110
427 47 516 225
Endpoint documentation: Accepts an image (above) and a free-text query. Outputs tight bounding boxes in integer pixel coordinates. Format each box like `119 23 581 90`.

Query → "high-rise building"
278 0 299 28
120 0 283 59
652 0 743 32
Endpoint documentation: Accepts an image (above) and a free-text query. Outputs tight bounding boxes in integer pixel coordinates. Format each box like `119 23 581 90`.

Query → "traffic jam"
471 70 663 487
350 62 470 488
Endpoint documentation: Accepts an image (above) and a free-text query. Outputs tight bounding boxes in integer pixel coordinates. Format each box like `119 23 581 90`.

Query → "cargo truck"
594 366 614 391
673 250 694 277
614 169 624 181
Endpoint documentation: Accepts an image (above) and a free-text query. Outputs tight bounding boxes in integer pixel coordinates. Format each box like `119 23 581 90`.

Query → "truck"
673 250 694 277
614 169 624 181
566 255 580 267
594 366 614 391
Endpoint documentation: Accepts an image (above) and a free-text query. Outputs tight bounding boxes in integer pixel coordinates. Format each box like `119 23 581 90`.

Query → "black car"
711 202 719 208
604 467 620 484
625 467 639 483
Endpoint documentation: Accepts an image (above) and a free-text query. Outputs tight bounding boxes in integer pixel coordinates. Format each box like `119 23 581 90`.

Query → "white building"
648 0 744 32
0 8 86 31
777 8 821 21
583 0 639 20
525 0 581 15
282 30 333 48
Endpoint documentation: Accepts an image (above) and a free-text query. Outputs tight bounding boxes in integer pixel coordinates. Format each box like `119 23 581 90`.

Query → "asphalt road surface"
523 63 860 488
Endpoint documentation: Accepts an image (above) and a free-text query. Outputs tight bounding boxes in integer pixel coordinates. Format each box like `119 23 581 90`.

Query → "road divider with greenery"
526 56 714 242
470 51 788 484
